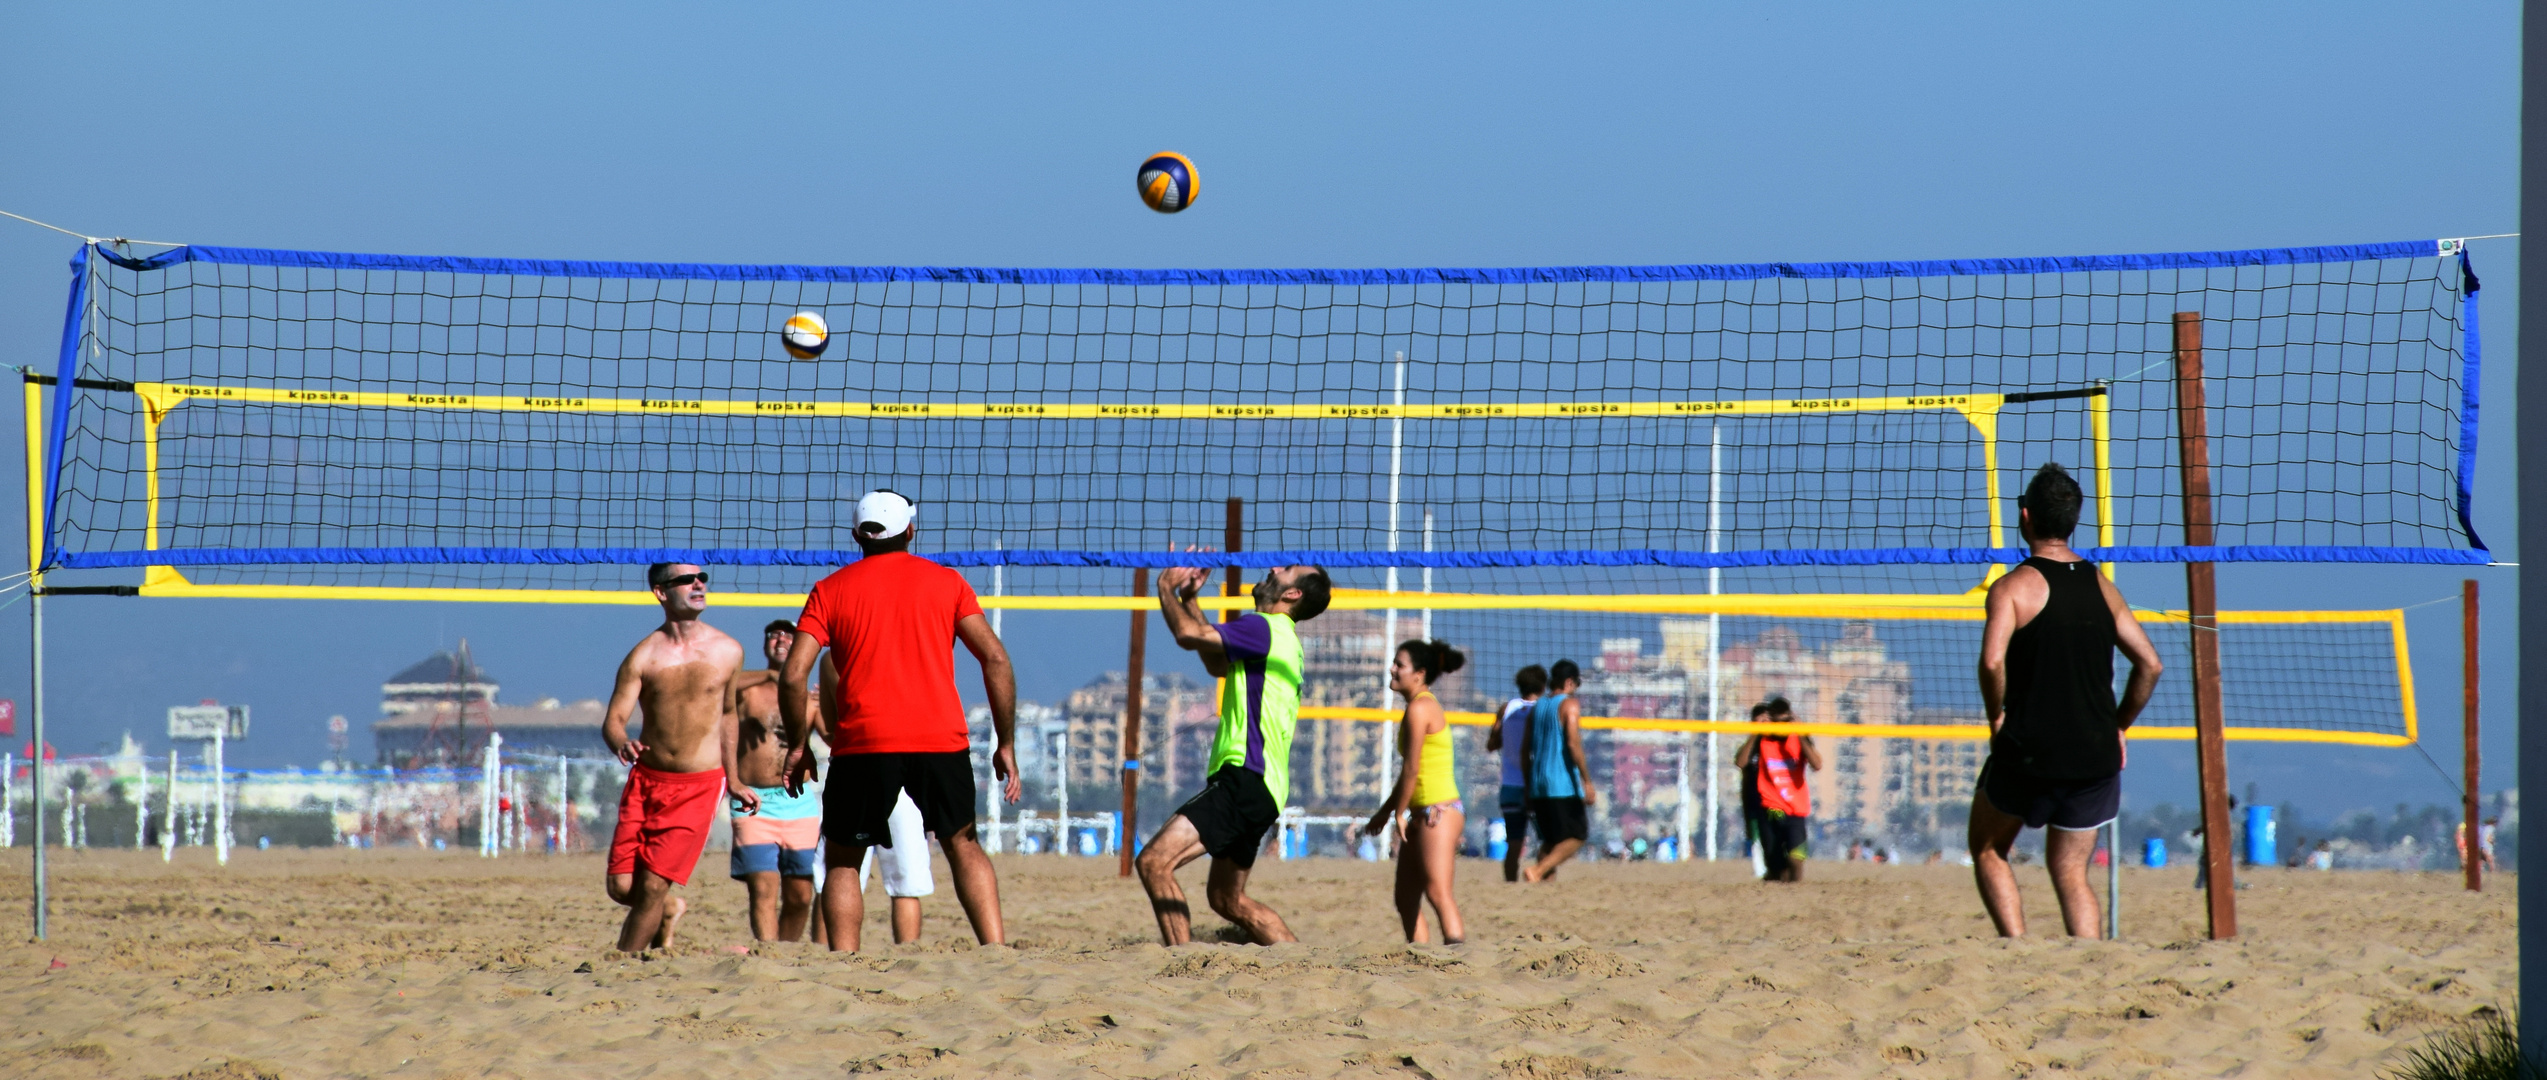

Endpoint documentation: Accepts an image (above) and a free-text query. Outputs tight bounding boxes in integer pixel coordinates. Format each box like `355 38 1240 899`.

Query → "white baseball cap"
855 490 916 538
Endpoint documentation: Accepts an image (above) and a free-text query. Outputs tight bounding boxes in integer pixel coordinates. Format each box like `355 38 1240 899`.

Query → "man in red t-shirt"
778 490 1023 951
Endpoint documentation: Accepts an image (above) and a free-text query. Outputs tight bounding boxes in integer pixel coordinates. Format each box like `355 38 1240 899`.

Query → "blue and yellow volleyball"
781 311 829 359
1136 152 1198 213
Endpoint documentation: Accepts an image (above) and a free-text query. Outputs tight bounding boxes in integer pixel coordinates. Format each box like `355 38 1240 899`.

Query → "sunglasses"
654 572 709 589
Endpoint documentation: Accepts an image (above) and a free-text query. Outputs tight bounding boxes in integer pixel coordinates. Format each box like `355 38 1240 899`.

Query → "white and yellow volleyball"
781 311 829 359
1137 151 1198 213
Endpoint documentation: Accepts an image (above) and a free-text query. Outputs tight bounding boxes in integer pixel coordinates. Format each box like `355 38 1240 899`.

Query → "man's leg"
606 872 635 906
2044 825 2104 939
1134 815 1212 945
890 897 922 943
1204 856 1297 945
938 825 1005 946
742 870 784 941
1968 790 2029 937
778 876 816 942
820 842 871 952
616 868 676 953
1501 810 1527 883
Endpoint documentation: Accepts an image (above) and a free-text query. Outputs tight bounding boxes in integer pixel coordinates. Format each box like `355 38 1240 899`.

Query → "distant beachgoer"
725 619 825 942
1364 638 1468 944
601 562 747 953
2310 840 2334 871
1135 562 1331 946
1486 665 1547 882
1519 660 1594 883
2481 817 2499 872
1736 702 1770 877
1972 464 2164 937
1735 697 1819 883
779 490 1023 952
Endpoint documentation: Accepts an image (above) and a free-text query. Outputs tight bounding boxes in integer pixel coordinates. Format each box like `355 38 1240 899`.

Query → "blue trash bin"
2142 837 2167 868
2243 805 2276 866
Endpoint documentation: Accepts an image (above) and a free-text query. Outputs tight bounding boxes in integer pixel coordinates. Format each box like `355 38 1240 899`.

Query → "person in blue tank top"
1518 659 1595 882
1973 463 2165 938
1484 664 1547 882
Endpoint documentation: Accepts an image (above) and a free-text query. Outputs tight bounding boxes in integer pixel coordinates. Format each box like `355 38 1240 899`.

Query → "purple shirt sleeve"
1218 613 1273 663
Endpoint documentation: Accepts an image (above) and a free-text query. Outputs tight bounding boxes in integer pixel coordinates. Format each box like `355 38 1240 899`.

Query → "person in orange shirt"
1733 696 1819 883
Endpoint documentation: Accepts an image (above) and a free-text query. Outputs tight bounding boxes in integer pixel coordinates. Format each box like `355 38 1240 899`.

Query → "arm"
777 630 823 795
1485 711 1505 754
602 646 648 765
1798 735 1824 771
721 663 758 813
1155 566 1231 677
2103 577 2164 768
1561 697 1594 806
1732 734 1759 769
955 612 1024 804
1367 705 1429 836
1977 574 2022 739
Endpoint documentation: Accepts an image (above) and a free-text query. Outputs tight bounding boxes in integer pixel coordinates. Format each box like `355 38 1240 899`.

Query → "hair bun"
1431 639 1467 675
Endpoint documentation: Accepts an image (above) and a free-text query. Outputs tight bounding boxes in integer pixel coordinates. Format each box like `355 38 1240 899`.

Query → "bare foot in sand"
655 897 686 950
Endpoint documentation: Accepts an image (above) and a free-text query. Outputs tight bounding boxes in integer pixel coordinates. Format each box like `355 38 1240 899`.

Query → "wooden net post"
1118 568 1148 877
2174 310 2237 940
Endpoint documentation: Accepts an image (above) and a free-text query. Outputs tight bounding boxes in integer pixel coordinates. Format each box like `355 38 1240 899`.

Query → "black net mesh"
45 245 2474 600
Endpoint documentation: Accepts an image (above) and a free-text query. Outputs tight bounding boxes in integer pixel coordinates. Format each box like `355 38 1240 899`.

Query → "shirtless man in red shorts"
602 561 747 953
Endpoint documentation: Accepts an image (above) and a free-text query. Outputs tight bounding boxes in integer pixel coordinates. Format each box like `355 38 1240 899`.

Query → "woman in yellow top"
1365 638 1467 944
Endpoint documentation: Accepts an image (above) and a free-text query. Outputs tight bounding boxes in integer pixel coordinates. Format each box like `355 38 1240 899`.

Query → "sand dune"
0 849 2511 1078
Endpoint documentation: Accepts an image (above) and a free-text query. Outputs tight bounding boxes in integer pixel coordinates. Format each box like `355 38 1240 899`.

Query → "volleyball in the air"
781 311 829 359
1137 152 1198 213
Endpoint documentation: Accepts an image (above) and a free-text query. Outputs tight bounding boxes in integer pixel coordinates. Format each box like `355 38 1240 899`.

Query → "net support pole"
212 722 228 866
1382 353 1405 699
1118 567 1148 878
2464 578 2481 892
1224 498 1243 616
23 371 45 939
1703 423 1723 862
2173 310 2236 940
160 751 176 861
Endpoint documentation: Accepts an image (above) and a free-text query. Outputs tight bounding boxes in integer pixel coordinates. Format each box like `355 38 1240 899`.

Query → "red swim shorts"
608 764 726 885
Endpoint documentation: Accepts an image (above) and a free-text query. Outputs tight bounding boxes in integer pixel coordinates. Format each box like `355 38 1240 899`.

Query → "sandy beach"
0 848 2511 1078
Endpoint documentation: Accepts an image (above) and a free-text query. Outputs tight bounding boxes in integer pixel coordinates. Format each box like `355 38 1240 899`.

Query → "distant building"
371 641 608 767
1063 671 1212 796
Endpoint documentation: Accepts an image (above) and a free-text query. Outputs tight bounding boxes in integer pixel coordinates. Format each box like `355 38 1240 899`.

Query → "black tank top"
2002 555 2121 779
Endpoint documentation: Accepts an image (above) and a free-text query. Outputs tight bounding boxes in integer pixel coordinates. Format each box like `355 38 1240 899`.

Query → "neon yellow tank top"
1406 692 1459 808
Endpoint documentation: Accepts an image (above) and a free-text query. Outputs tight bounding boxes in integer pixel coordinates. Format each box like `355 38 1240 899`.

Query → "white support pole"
987 549 1006 855
29 588 45 934
1383 352 1406 698
1053 727 1068 856
134 754 148 849
161 751 177 861
555 754 569 854
480 732 503 858
212 724 229 866
1420 509 1434 643
1 752 12 849
1703 423 1723 862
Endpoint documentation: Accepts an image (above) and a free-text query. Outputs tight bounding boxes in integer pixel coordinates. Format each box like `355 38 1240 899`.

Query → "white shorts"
856 789 936 898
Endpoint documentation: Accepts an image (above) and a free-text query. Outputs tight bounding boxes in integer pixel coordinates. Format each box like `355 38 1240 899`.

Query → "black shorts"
1174 765 1281 870
1757 809 1809 874
1979 756 2120 832
1527 796 1588 845
824 751 977 849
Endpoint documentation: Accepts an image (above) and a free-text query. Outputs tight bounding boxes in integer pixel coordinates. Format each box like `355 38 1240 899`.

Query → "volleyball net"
22 237 2483 749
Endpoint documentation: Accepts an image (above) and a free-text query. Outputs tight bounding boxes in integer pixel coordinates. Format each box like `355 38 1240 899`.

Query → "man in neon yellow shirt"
1134 561 1331 946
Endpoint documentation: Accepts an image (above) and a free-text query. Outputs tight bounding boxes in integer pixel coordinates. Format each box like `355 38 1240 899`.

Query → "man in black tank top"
1970 464 2165 938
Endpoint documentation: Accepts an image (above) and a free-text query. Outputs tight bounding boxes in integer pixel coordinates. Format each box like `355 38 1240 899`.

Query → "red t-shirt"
796 552 985 755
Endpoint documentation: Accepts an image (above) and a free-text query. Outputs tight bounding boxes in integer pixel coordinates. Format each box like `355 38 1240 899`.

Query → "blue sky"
0 3 2519 819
